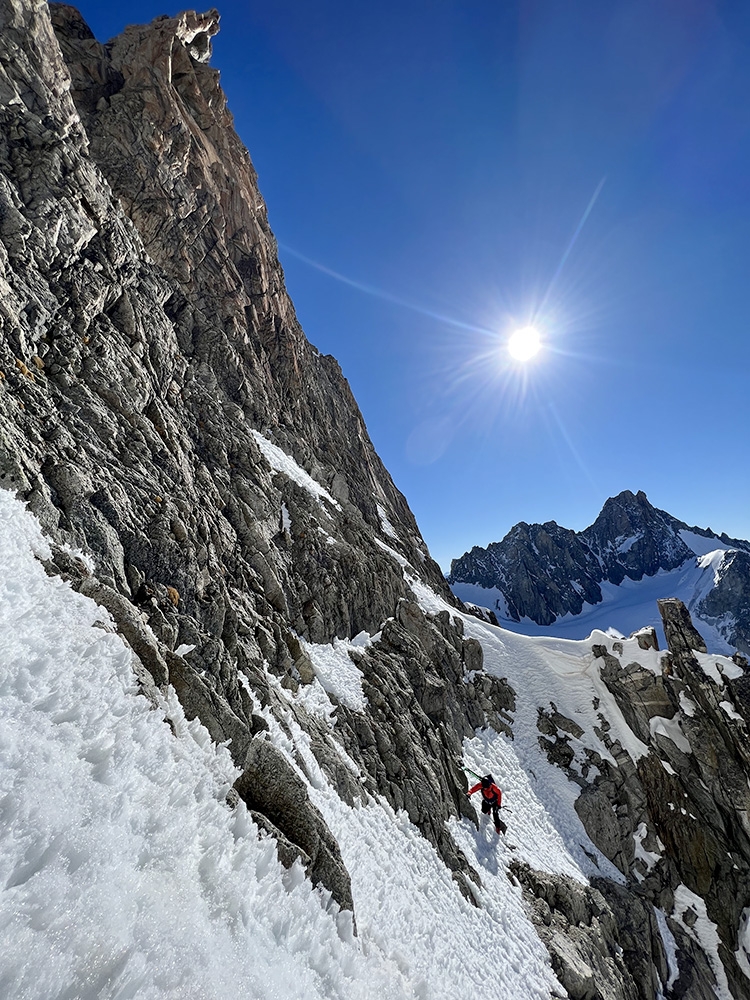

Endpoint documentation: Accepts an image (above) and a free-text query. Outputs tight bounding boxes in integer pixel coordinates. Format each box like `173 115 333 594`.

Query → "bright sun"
507 326 542 362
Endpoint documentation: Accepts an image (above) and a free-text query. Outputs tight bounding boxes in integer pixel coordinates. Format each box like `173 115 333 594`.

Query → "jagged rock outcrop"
657 598 708 658
512 861 649 1000
456 519 603 626
528 599 750 1000
449 489 750 650
333 599 515 894
233 736 354 912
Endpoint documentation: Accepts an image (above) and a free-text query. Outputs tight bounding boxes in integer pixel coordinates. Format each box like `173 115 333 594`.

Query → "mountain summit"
450 490 750 650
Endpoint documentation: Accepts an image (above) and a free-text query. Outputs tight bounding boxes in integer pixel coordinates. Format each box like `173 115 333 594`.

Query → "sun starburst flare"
507 326 542 362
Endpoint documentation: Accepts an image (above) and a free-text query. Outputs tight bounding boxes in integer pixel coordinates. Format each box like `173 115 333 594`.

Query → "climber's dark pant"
481 798 505 834
481 798 499 821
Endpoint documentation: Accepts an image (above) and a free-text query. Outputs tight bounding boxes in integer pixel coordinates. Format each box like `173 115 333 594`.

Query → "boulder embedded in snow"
233 736 354 913
631 626 659 651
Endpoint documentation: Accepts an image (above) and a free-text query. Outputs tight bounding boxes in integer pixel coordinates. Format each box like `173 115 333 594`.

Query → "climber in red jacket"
467 774 506 835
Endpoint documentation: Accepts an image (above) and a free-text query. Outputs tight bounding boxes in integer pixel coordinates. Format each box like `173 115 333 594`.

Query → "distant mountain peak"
449 491 750 652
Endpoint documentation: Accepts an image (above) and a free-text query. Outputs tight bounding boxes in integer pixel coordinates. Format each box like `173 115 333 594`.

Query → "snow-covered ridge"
679 529 734 557
452 553 737 652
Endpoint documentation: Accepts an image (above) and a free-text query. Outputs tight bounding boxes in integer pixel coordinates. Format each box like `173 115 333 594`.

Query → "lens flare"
507 326 542 361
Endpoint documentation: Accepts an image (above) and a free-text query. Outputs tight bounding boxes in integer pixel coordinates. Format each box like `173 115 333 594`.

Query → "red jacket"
468 781 502 808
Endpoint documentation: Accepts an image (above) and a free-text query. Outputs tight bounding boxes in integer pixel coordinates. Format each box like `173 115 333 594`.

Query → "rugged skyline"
450 488 750 653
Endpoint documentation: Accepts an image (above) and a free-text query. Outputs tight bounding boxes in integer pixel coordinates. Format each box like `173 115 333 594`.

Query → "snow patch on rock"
251 430 340 508
303 638 368 713
673 884 732 1000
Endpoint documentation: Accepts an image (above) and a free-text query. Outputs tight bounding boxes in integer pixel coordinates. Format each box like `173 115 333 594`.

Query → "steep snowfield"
412 578 633 882
0 491 566 1000
0 491 401 1000
452 551 734 653
407 571 747 1000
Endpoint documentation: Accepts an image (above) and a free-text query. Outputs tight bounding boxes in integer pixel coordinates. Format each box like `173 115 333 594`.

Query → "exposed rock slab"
233 737 354 913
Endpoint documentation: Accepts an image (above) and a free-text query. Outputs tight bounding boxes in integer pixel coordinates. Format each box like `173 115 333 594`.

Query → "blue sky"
74 1 750 570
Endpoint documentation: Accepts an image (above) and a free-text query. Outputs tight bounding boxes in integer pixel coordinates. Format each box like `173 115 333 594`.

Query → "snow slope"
412 579 637 881
0 491 402 1000
0 490 567 1000
8 485 738 998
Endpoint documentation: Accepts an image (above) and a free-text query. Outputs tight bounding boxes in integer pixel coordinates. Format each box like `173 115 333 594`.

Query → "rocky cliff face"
524 599 750 1000
3 5 750 998
0 0 475 904
449 489 750 647
699 550 750 653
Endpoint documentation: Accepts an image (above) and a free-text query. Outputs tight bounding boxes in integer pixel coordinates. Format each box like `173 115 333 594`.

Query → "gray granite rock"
535 609 750 999
697 550 750 654
0 0 505 943
233 737 353 912
657 598 708 657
